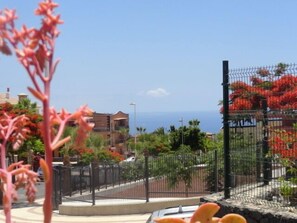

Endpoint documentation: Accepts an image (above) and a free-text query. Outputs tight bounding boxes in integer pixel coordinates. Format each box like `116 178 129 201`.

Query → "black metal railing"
52 151 221 207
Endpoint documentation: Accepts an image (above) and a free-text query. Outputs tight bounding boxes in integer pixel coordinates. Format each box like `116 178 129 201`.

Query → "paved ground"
1 179 200 222
0 183 151 223
0 201 151 223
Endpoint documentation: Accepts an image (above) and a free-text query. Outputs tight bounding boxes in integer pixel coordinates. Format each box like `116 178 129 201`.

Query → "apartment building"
91 111 129 150
0 89 130 156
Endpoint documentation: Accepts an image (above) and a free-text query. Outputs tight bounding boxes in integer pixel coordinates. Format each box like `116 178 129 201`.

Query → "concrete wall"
59 197 200 216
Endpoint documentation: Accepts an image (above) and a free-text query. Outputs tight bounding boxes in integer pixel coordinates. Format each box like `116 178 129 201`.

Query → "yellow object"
190 203 220 223
219 214 247 223
154 217 187 223
211 217 221 223
153 202 248 223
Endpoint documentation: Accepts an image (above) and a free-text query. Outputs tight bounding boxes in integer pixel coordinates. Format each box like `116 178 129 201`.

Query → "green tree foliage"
60 126 77 155
128 132 171 156
86 131 105 151
153 127 166 136
61 127 106 165
169 119 206 152
18 137 44 163
229 131 258 175
136 126 146 134
204 132 223 152
152 146 198 197
120 158 145 181
204 149 224 192
13 98 38 113
118 127 129 145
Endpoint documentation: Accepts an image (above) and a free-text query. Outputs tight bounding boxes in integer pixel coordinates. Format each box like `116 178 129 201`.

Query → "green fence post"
91 162 95 205
262 99 271 185
223 60 231 199
144 150 149 202
214 150 218 193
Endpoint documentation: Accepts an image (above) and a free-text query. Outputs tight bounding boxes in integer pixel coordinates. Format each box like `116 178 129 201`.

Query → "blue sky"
1 0 297 114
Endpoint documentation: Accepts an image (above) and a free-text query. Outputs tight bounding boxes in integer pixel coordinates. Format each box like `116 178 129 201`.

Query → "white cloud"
146 88 170 97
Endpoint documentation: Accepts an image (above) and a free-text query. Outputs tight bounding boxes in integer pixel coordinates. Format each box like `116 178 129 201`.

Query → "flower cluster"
95 149 123 163
0 102 43 141
108 150 124 163
270 129 297 159
228 66 297 111
78 148 95 164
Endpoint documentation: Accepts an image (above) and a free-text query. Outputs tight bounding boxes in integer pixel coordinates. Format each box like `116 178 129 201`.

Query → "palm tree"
137 127 146 134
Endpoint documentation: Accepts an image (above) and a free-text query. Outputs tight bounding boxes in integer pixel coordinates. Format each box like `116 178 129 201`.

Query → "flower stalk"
0 1 93 222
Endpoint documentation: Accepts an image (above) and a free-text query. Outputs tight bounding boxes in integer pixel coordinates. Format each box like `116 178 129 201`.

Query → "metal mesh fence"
147 152 218 198
224 62 297 211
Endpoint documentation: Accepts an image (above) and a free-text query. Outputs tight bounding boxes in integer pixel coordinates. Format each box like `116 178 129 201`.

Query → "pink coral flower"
35 1 59 15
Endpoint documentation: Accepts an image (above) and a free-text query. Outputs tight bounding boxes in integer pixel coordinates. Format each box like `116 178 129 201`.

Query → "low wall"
59 192 297 222
59 197 201 216
201 195 297 223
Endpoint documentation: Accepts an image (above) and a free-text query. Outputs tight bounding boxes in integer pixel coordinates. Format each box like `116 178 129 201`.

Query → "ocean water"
129 110 222 135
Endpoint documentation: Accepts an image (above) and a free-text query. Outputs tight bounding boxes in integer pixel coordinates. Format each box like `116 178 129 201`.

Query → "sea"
128 110 222 135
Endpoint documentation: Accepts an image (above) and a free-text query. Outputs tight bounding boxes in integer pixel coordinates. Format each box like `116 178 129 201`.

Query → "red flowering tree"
229 63 297 112
0 101 43 160
78 148 124 165
105 150 124 163
228 63 297 190
77 147 95 164
269 129 297 159
227 63 297 152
